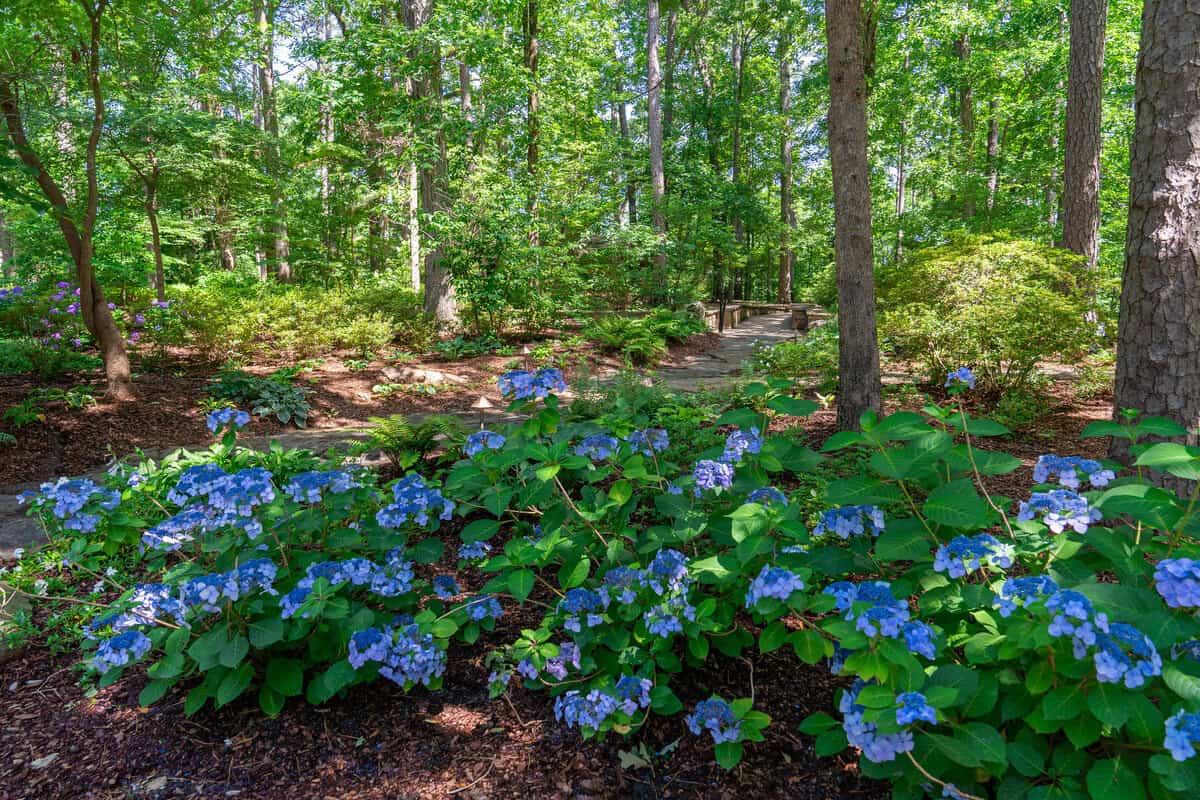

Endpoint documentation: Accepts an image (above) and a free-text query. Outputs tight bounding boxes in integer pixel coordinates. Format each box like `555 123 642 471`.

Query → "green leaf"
714 741 743 770
1041 684 1086 721
923 479 989 529
1163 662 1200 703
956 722 1007 765
216 663 254 708
431 618 459 638
1086 683 1131 728
1086 759 1145 800
184 684 209 716
266 658 304 697
508 569 536 601
219 634 250 669
249 616 284 648
791 629 828 664
259 685 285 717
462 518 501 542
609 480 633 505
306 660 358 705
649 685 682 715
138 679 174 707
823 476 904 506
535 463 561 481
766 396 818 417
758 621 790 654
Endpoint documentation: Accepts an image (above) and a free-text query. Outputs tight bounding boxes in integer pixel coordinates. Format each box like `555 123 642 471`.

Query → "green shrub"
581 309 703 365
879 235 1093 395
431 334 506 361
206 369 311 427
752 320 839 389
351 413 466 471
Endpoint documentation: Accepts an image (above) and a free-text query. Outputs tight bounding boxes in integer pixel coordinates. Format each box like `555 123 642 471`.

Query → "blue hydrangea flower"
896 692 937 726
141 507 209 552
206 407 251 434
643 595 695 637
559 588 607 632
180 558 278 614
498 367 567 399
543 641 581 680
644 549 689 595
517 658 540 680
814 505 885 539
1046 589 1108 658
280 550 412 619
747 486 788 506
93 630 152 672
376 474 455 528
933 534 1014 578
1155 559 1200 608
555 689 620 731
283 470 359 503
600 566 643 605
824 581 934 658
1017 489 1102 534
22 477 121 533
744 564 805 609
1033 454 1115 490
720 427 763 464
902 621 937 659
1093 623 1162 688
1165 710 1200 761
993 575 1059 617
458 541 491 560
625 428 669 457
828 644 852 675
615 676 652 716
347 623 445 688
488 670 511 692
692 459 734 496
464 429 506 456
466 594 503 621
841 680 914 762
575 434 620 461
945 367 976 390
687 698 741 744
432 575 460 599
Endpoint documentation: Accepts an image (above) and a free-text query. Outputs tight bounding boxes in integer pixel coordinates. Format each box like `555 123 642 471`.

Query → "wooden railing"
701 302 828 332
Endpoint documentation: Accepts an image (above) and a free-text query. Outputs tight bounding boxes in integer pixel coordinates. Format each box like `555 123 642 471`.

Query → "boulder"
380 366 469 386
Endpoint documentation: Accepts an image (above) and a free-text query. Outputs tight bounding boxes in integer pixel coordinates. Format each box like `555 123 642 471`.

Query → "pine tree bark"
1061 0 1108 271
826 0 882 430
1113 0 1200 472
777 26 795 303
647 0 667 269
403 0 458 325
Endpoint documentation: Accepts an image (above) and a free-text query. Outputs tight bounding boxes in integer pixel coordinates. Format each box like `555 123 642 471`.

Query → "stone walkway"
0 316 799 556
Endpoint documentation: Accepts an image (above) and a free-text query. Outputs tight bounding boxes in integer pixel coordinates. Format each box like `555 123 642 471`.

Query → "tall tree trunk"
254 0 290 281
0 210 14 278
1112 0 1200 475
731 30 746 298
617 95 636 225
895 47 909 265
144 153 166 303
459 60 474 157
203 88 238 270
777 26 794 303
523 0 539 247
0 5 133 400
408 159 421 291
956 30 976 220
986 98 1000 213
320 6 335 260
663 6 678 139
647 0 667 269
826 0 881 430
1061 0 1108 272
403 0 457 325
1047 8 1068 230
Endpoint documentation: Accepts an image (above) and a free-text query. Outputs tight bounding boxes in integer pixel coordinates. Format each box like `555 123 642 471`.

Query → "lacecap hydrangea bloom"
19 477 121 533
1033 454 1115 490
813 505 885 539
280 549 412 619
1165 710 1200 761
840 680 914 762
457 540 491 560
206 407 251 434
1092 623 1162 688
92 630 153 673
555 689 620 732
747 486 788 506
283 469 359 503
944 366 976 389
180 558 278 614
643 594 696 637
720 427 762 464
692 459 734 496
464 429 506 456
1017 489 1102 534
824 580 936 658
994 575 1059 617
687 698 741 743
744 564 805 609
933 534 1014 578
559 588 607 632
575 434 620 461
895 692 937 726
1155 558 1200 608
498 367 567 400
465 594 503 621
625 428 669 457
432 575 460 599
347 623 445 688
376 474 455 528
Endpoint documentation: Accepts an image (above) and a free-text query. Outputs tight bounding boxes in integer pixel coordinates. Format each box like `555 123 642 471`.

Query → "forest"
4 0 1200 798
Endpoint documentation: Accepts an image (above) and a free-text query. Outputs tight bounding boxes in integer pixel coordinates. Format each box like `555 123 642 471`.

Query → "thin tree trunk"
408 159 420 291
663 6 678 139
895 123 906 264
0 210 14 278
1112 0 1200 483
956 30 976 220
731 29 746 298
1061 0 1108 272
403 0 457 325
144 153 166 302
254 0 290 281
459 60 474 157
826 0 881 429
647 0 667 269
777 26 794 303
986 98 1000 213
1048 8 1068 231
618 96 636 224
523 0 539 247
0 5 133 399
320 6 334 260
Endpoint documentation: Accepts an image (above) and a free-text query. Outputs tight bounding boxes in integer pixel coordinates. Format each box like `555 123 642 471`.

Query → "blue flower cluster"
721 427 762 464
283 469 360 503
1093 623 1163 688
840 680 915 762
744 564 805 609
159 464 276 540
994 575 1060 617
457 541 491 560
625 428 669 457
813 505 885 539
93 630 153 673
559 588 607 632
466 594 503 621
1155 558 1200 608
933 534 1014 578
824 581 936 658
347 623 446 688
1017 489 1102 534
464 429 506 456
1033 454 1115 490
692 459 734 496
575 434 620 461
86 582 188 638
644 594 696 637
1165 710 1200 762
687 698 741 743
206 407 251 434
895 692 937 726
280 549 413 619
180 558 279 614
376 474 455 528
498 368 568 400
519 641 582 681
19 477 121 534
644 548 689 595
944 367 976 390
747 486 788 506
432 575 460 599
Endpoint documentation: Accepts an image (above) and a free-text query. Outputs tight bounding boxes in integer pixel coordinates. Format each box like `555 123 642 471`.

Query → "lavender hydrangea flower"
464 429 506 456
555 689 620 731
1165 710 1200 761
559 588 607 632
466 594 503 621
933 534 1014 578
1155 559 1200 608
1093 623 1162 688
692 459 734 496
687 698 741 744
814 505 885 539
644 549 689 595
432 575 460 599
625 428 669 457
720 427 762 464
993 575 1059 617
824 581 935 658
615 676 652 715
744 564 805 609
600 566 643 605
1033 454 1115 490
458 541 491 560
498 367 567 400
347 623 445 688
283 470 359 503
575 434 620 461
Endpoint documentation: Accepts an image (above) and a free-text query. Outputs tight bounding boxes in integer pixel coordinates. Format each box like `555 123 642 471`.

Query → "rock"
686 300 707 320
143 777 169 792
30 753 59 770
380 366 469 386
0 582 31 664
